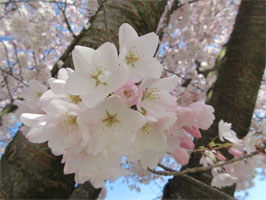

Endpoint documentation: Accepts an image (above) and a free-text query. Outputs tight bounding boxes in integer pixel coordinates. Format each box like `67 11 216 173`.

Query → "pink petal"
180 134 195 149
183 126 202 138
172 147 189 165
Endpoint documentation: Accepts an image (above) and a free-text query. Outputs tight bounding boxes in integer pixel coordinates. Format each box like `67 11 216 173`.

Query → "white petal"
92 42 119 71
26 121 48 143
65 72 93 95
58 68 73 81
150 76 178 92
73 45 95 73
48 78 65 95
81 89 109 108
130 32 158 58
21 113 46 127
106 96 147 133
29 79 47 93
39 90 64 112
107 63 130 91
140 150 161 169
119 23 138 50
45 99 79 115
146 59 163 79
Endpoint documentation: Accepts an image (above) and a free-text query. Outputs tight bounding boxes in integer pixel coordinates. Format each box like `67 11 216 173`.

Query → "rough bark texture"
0 133 75 199
0 0 167 199
52 0 167 76
163 0 266 199
68 182 102 200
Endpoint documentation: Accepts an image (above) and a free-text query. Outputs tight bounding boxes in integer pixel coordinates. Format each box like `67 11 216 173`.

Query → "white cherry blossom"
119 23 163 82
43 99 84 155
211 173 238 189
80 95 147 155
65 43 130 108
218 120 240 143
20 79 48 110
140 76 178 118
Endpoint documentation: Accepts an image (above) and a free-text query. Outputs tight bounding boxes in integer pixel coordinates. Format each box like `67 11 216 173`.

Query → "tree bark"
0 133 75 199
0 0 167 199
163 0 266 199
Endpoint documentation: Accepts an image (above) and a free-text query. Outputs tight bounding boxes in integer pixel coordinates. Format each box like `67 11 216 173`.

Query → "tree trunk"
163 0 266 199
0 0 167 199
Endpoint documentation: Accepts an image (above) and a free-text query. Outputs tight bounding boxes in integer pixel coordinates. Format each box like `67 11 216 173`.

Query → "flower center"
126 52 139 66
102 111 119 127
37 92 42 97
59 113 78 134
90 67 108 87
142 88 160 102
80 149 88 156
69 95 81 104
124 90 133 99
141 124 151 136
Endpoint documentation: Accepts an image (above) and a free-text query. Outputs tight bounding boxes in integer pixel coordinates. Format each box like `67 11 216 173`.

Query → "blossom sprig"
147 120 265 190
20 23 215 188
200 120 266 190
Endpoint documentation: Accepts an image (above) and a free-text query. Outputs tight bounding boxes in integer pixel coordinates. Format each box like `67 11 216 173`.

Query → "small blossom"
218 120 240 143
211 173 238 188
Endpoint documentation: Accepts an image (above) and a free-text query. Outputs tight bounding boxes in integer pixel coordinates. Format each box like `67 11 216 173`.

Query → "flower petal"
73 45 95 73
130 32 158 58
92 42 119 71
119 23 138 50
65 72 94 95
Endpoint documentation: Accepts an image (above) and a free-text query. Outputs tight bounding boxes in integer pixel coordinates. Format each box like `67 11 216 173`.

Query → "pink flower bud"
183 126 202 138
216 153 227 161
228 148 242 157
180 134 195 149
172 147 189 165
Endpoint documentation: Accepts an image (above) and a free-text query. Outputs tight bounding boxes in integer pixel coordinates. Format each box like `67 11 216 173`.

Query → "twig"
187 142 232 153
1 71 13 101
164 68 206 92
12 41 23 81
158 163 176 172
0 68 28 86
0 0 74 5
148 150 263 176
101 0 110 42
32 51 39 71
0 40 12 73
57 2 77 39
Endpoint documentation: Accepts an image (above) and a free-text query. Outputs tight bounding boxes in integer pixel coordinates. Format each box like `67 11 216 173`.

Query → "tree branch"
149 150 263 176
101 0 110 42
57 2 77 39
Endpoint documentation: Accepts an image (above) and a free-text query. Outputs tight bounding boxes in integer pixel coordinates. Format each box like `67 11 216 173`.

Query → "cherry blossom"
211 173 238 189
1 2 265 193
65 43 130 108
218 120 240 143
119 23 163 82
80 95 147 155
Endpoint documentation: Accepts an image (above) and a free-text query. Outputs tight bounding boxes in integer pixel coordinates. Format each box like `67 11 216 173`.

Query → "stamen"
102 111 120 127
58 113 78 134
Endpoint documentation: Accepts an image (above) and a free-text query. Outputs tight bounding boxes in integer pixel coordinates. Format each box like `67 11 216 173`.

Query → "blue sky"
105 173 266 200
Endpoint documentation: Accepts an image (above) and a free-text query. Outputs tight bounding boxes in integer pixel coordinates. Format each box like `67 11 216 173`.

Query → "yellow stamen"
69 95 81 104
102 111 119 127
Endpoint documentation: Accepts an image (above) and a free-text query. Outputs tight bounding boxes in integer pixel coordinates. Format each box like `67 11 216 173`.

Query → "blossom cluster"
200 120 266 190
0 0 98 105
0 0 99 144
161 0 241 105
20 23 215 187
